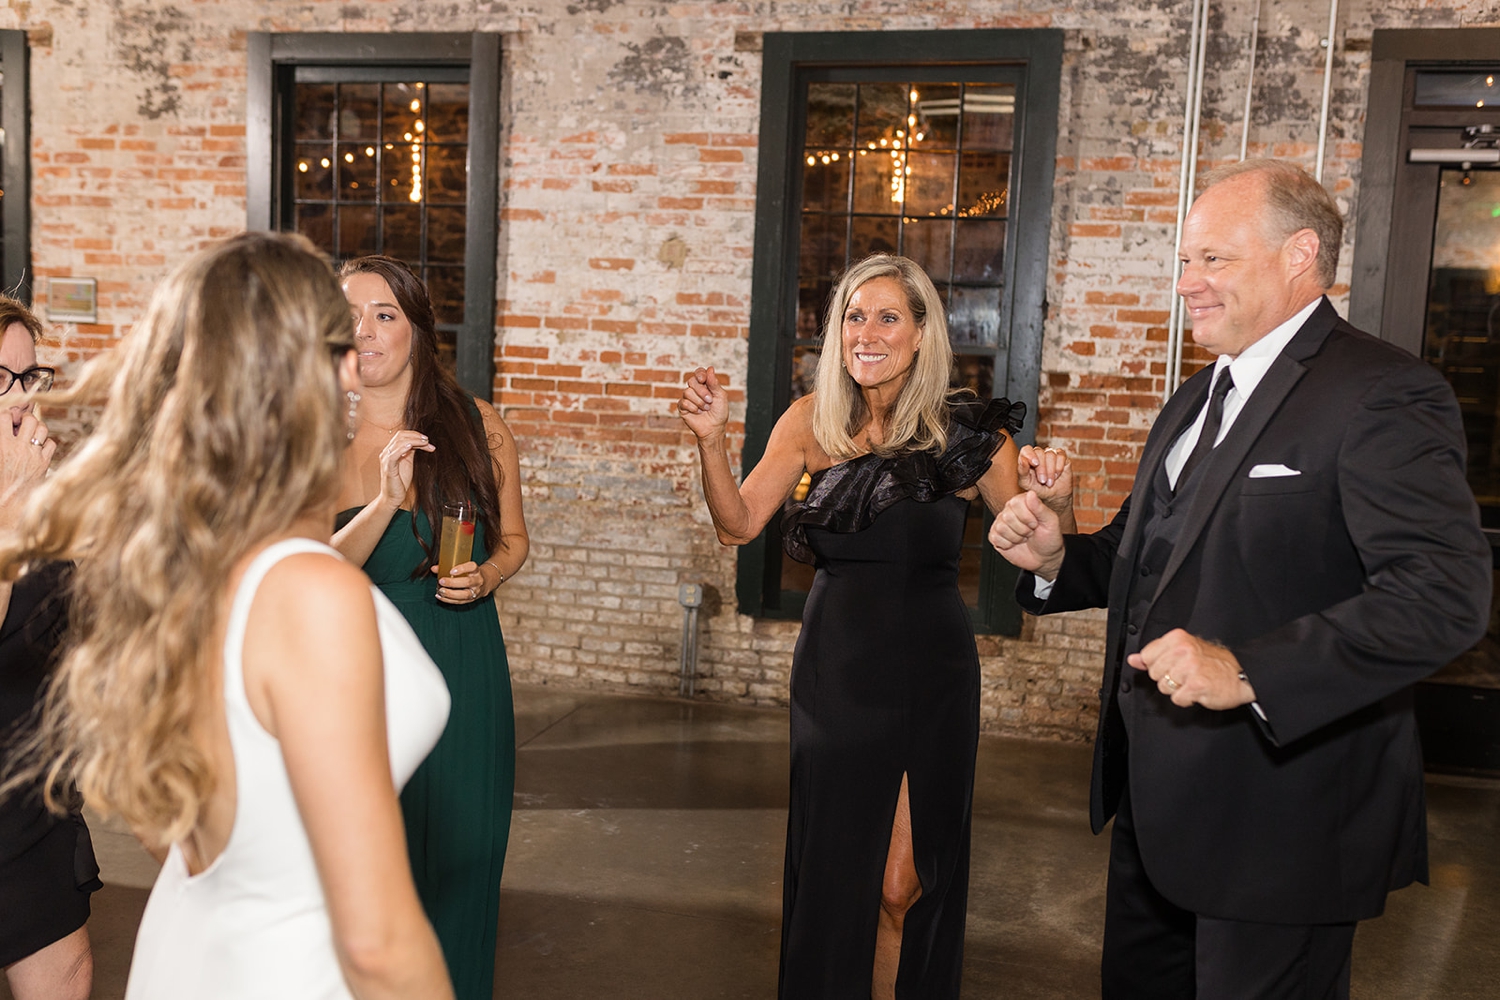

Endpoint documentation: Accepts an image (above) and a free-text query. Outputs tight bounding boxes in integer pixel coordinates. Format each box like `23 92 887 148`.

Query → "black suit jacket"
1019 300 1490 924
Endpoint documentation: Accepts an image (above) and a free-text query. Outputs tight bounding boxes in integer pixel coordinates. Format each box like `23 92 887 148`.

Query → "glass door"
1400 69 1500 773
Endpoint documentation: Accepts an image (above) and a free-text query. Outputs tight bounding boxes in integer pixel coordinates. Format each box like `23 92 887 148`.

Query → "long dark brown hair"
339 256 502 578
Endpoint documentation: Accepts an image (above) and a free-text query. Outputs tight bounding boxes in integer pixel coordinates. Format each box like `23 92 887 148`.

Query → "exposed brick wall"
6 0 1497 742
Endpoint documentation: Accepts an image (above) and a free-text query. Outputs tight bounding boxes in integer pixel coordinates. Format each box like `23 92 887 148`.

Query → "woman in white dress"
0 232 454 999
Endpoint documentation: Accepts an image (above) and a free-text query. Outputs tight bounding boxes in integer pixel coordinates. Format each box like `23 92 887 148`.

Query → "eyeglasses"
0 366 56 395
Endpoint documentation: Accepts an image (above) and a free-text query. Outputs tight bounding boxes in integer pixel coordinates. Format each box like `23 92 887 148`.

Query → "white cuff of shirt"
1032 575 1056 600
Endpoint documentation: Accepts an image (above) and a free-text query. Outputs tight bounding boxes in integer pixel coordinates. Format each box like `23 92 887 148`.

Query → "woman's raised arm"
680 366 813 546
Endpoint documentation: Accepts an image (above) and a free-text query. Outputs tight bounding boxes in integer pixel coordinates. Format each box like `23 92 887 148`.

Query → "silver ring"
470 586 477 600
1165 674 1179 690
29 437 40 446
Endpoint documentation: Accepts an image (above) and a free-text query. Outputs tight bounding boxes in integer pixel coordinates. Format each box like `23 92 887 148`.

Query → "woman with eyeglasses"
0 296 100 1000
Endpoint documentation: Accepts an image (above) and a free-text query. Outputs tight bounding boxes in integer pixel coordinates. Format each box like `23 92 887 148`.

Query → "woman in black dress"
680 254 1069 998
0 296 98 1000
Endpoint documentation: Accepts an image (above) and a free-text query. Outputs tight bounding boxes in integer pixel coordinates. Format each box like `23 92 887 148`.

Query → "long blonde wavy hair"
0 232 356 847
811 254 957 460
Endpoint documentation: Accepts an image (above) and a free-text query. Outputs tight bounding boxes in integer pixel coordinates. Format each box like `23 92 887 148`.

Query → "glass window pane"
382 204 422 262
856 82 911 147
384 82 424 142
799 212 844 339
805 83 856 150
426 265 465 326
424 83 469 142
426 144 467 203
853 148 901 215
338 205 378 258
953 220 1006 283
294 143 333 200
1423 167 1500 688
427 205 466 263
294 83 335 140
951 353 994 398
960 84 1016 150
337 83 379 140
802 151 850 212
958 151 1010 218
911 83 961 149
903 151 956 216
382 140 417 201
1414 71 1500 108
338 143 377 200
948 285 1001 347
903 218 953 284
850 216 898 258
295 203 334 255
791 344 822 401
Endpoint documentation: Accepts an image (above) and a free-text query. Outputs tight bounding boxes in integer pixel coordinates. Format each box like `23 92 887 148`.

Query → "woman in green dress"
332 256 528 1000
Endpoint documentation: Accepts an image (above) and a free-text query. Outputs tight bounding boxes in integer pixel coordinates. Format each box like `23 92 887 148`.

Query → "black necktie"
1176 367 1234 490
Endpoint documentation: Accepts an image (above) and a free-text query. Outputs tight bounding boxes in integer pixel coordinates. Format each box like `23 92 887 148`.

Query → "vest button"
1162 507 1173 518
1140 565 1151 577
1127 623 1139 635
1120 676 1134 693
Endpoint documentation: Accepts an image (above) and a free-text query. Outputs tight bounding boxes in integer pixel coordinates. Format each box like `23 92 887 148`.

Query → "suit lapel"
1111 370 1212 583
1154 299 1339 596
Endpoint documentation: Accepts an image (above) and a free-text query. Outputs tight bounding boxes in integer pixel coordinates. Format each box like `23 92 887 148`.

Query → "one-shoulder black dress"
776 398 1024 999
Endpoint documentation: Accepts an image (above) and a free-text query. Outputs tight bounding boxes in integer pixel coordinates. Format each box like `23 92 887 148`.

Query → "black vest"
1118 442 1212 698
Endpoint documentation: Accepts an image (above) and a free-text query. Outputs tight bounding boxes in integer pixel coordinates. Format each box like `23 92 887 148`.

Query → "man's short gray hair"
1199 159 1343 287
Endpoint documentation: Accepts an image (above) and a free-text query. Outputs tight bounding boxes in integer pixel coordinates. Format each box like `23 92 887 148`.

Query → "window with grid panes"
247 33 499 398
0 30 30 301
743 32 1061 631
289 75 470 368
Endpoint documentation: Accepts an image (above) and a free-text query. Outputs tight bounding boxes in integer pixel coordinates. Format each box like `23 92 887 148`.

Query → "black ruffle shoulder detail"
781 397 1025 565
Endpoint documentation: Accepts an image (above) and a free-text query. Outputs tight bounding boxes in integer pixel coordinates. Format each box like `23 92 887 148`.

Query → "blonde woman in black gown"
681 254 1070 998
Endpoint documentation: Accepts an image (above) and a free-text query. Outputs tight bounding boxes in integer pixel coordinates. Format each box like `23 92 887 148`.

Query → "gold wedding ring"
1165 674 1179 690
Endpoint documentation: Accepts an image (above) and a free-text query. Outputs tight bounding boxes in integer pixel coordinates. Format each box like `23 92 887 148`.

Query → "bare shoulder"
254 550 377 633
779 393 817 436
473 396 514 451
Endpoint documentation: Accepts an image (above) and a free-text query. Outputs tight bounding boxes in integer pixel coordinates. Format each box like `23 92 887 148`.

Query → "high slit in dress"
776 398 1023 999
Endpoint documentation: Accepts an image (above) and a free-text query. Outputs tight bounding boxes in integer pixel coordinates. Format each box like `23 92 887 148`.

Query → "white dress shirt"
1033 295 1325 598
1161 296 1322 490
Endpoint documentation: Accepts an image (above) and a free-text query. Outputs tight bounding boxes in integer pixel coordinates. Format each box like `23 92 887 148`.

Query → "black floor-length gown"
777 398 1024 999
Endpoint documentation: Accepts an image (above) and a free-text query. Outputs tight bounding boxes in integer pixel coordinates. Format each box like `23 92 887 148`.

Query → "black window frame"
246 32 500 400
738 29 1062 632
1 29 30 301
1351 27 1500 348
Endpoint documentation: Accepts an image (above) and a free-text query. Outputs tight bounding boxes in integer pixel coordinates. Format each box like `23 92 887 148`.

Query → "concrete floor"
8 683 1499 998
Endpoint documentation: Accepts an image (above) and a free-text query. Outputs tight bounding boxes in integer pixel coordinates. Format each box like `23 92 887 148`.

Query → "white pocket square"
1248 464 1301 478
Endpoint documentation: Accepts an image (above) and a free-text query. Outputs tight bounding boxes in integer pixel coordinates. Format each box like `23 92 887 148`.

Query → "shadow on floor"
11 683 1499 998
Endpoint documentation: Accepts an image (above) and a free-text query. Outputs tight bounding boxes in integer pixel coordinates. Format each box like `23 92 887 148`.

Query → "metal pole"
1165 0 1211 400
677 583 704 697
1314 0 1339 182
1239 0 1263 161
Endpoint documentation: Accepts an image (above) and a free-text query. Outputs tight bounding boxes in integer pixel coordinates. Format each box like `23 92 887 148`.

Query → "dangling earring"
346 390 361 441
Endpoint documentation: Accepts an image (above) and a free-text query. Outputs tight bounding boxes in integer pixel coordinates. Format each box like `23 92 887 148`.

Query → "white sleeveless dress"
124 539 451 1000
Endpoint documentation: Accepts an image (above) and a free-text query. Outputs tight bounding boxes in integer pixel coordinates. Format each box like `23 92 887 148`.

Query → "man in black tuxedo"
991 159 1490 998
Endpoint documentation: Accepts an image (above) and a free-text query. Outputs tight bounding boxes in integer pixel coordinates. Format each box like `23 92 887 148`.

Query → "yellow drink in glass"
437 501 475 577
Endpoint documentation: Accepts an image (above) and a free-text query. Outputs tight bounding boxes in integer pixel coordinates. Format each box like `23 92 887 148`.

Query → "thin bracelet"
483 558 506 589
